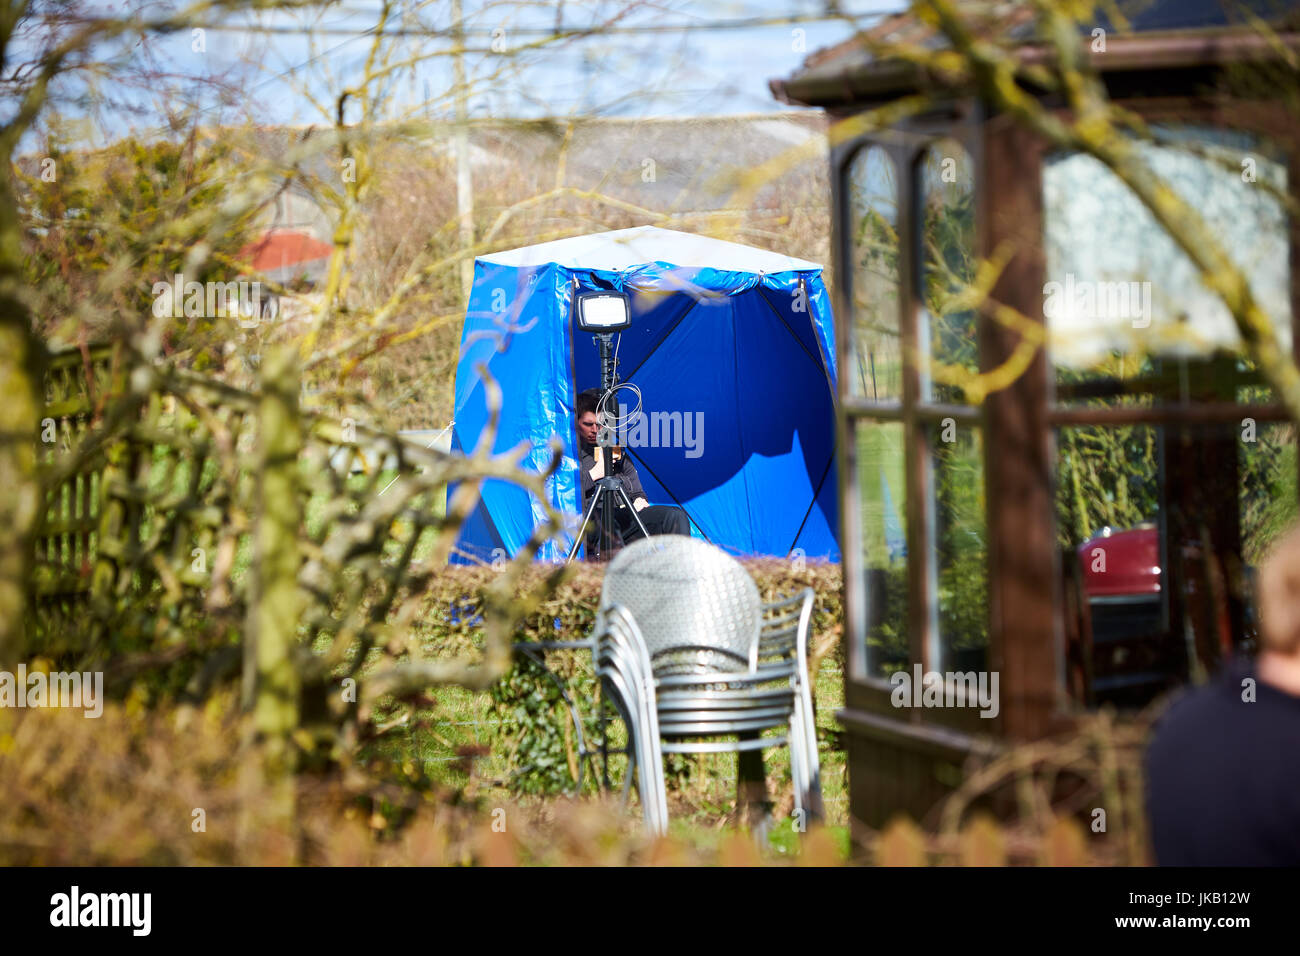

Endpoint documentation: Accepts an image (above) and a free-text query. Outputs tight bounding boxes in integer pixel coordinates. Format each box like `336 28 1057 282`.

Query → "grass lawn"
362 621 853 858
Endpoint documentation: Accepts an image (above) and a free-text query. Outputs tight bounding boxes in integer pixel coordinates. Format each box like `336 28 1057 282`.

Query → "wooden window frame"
837 92 1300 743
835 99 992 737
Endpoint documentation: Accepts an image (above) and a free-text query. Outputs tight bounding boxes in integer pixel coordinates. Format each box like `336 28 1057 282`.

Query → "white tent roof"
477 226 821 274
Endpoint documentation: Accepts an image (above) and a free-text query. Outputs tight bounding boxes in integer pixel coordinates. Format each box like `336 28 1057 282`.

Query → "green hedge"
437 558 848 795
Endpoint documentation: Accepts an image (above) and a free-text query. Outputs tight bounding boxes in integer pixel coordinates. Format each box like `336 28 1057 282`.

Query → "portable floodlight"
566 288 642 562
575 290 632 332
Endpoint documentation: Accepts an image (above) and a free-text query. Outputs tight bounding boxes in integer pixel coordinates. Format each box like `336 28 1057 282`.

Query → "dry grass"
0 690 1148 865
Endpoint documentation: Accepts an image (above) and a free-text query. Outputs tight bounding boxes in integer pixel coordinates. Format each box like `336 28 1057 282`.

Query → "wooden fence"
28 341 564 727
31 343 253 658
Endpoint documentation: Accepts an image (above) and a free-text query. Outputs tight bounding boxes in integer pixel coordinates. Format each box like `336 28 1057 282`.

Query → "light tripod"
566 332 648 563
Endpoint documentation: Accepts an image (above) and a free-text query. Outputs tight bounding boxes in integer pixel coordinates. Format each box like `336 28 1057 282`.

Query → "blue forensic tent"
449 226 839 563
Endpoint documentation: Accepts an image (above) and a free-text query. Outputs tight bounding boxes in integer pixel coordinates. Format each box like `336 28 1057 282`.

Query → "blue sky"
37 0 903 141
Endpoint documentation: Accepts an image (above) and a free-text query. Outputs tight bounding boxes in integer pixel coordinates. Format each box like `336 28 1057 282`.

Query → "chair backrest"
758 588 814 664
599 536 761 676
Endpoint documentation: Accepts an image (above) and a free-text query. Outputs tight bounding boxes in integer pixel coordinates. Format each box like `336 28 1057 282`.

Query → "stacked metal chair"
594 535 822 833
591 604 668 834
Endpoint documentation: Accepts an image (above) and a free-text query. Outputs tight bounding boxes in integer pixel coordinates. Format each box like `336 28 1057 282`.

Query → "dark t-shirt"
1144 656 1300 866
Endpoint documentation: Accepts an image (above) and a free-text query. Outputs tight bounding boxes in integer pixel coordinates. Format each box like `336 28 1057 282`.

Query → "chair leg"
631 689 667 836
801 707 824 820
639 729 668 836
624 713 659 834
789 711 807 820
795 679 823 820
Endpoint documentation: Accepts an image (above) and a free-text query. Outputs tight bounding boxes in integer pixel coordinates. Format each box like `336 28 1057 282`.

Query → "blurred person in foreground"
1145 524 1300 865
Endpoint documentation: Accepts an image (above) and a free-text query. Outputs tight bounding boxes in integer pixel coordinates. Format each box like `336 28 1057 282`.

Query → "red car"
1078 524 1161 597
1071 523 1247 707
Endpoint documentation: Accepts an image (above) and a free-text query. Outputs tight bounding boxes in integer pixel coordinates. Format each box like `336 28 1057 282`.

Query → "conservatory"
772 2 1300 827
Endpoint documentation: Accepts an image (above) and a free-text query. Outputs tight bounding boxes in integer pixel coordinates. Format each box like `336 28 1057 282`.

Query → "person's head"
1257 523 1300 657
576 388 603 446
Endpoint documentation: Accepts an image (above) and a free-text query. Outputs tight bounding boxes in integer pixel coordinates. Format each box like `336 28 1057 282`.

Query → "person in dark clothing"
575 388 690 554
1144 524 1300 865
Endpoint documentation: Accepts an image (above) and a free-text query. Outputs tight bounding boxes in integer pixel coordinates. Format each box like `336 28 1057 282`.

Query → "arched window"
847 146 908 677
918 140 977 406
919 140 987 673
848 146 901 402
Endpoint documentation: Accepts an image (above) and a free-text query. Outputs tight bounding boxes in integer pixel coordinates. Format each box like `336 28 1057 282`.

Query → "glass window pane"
847 146 901 401
856 420 908 677
1052 418 1298 709
1055 424 1169 709
1240 421 1298 566
927 422 987 671
1055 424 1161 550
1043 125 1290 402
919 140 977 405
